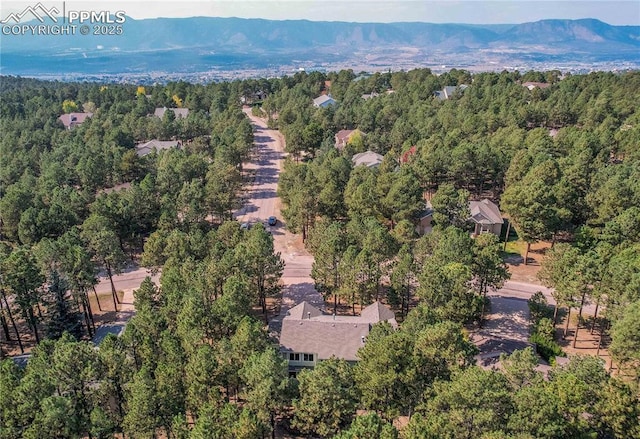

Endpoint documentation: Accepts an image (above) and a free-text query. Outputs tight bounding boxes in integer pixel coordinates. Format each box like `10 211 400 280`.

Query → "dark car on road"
268 216 277 226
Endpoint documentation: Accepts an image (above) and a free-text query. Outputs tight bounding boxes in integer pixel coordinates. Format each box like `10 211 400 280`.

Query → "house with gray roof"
417 199 503 237
313 95 336 108
434 84 469 100
335 129 363 150
416 201 435 235
522 82 551 91
279 301 397 373
58 112 93 129
352 150 384 169
135 139 181 157
154 107 190 119
469 199 504 236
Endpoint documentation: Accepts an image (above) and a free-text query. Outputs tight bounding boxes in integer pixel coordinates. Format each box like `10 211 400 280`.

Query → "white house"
469 199 504 236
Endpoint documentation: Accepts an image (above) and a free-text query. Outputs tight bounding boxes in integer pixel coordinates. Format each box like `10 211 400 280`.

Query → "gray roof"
286 301 324 320
360 301 396 323
419 200 434 220
352 150 384 168
313 95 336 107
522 82 551 90
469 199 503 225
361 92 379 100
135 139 181 157
154 107 190 118
435 84 469 100
335 129 355 145
279 301 396 362
58 112 93 128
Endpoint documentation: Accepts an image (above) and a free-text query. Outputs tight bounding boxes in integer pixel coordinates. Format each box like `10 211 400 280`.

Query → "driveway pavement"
474 279 599 360
92 269 159 344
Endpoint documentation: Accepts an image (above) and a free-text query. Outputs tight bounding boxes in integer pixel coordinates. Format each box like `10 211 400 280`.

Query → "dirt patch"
555 314 616 372
88 290 126 322
505 241 551 283
1 289 126 358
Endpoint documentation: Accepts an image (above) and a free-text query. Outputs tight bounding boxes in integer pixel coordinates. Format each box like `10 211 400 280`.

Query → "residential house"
352 150 383 169
154 107 190 119
135 139 181 157
313 95 337 108
240 90 267 105
522 82 551 91
335 129 363 150
417 199 504 237
416 201 434 235
279 301 397 374
469 199 504 236
58 112 93 129
434 84 468 100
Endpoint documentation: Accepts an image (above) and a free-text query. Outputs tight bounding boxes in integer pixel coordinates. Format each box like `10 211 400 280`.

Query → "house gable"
313 95 336 108
279 301 396 368
469 199 503 225
135 139 181 157
435 84 468 100
417 199 503 236
58 112 93 129
352 150 383 168
335 129 363 149
154 107 190 119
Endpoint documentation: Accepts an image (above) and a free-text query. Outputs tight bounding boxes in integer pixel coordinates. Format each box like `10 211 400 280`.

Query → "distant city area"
7 55 639 85
1 16 638 83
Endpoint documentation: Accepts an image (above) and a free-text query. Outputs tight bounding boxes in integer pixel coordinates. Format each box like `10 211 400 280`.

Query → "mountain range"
1 17 638 77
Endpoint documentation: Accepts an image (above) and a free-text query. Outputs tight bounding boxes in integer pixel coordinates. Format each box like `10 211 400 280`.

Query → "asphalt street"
240 109 324 315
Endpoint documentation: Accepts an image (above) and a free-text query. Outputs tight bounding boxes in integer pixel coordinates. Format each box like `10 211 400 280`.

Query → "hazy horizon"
2 0 639 26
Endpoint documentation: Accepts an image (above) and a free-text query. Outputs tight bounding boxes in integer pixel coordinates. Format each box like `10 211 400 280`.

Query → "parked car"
240 222 251 230
268 216 277 226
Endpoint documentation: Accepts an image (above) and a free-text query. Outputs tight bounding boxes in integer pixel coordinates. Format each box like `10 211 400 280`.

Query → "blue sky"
2 1 640 25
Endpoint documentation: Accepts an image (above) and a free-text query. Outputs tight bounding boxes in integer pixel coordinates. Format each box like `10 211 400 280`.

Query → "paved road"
93 110 322 344
94 265 159 297
240 110 324 321
491 280 597 315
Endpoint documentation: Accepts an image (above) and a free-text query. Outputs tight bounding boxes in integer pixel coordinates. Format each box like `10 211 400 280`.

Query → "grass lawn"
502 238 524 258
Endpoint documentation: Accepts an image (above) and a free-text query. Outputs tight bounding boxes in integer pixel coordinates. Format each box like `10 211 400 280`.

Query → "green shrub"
530 333 564 363
535 317 555 341
528 292 553 321
528 293 564 363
